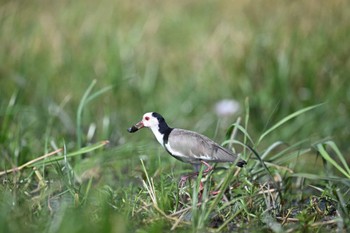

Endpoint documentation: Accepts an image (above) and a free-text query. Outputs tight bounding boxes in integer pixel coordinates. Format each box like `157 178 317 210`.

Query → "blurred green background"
0 0 350 231
1 0 349 146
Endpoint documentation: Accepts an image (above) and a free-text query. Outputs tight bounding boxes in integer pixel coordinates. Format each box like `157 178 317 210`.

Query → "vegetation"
0 0 349 232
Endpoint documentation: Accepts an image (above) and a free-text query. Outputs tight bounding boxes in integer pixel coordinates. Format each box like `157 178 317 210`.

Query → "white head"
128 112 168 145
141 112 160 128
128 112 164 132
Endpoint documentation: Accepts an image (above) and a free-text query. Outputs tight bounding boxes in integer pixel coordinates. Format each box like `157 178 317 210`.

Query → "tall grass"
1 0 349 232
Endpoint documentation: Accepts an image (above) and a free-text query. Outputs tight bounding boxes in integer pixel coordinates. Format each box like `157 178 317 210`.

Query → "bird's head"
128 112 164 133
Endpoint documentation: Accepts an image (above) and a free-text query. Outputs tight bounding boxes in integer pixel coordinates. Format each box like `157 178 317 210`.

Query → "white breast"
149 125 164 146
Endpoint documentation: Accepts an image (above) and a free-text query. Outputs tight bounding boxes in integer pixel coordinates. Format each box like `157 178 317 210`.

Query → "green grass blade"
223 124 254 147
324 141 350 175
85 85 114 105
244 97 250 147
76 81 112 150
77 79 97 148
257 103 324 145
316 143 350 179
274 148 311 165
290 173 350 185
30 140 109 167
268 139 310 161
204 165 237 221
260 141 286 160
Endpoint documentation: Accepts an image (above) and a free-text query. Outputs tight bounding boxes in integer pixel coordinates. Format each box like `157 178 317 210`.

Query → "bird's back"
165 128 240 164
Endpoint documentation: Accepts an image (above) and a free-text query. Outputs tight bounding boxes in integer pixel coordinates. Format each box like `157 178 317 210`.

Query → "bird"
128 112 246 183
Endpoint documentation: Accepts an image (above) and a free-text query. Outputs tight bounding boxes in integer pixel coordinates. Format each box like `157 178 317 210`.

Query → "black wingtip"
236 160 247 168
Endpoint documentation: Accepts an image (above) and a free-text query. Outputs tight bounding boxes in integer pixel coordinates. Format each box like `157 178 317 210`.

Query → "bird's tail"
236 160 247 167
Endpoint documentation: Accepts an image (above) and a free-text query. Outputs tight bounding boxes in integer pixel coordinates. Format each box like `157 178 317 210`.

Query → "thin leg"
178 162 213 190
210 190 220 195
179 172 198 188
179 175 189 188
201 161 213 173
199 162 223 197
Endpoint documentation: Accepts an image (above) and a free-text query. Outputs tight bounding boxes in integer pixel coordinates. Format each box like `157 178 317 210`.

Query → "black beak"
127 121 144 133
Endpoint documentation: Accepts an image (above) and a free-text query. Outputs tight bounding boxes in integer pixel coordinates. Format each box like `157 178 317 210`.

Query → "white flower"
214 99 240 117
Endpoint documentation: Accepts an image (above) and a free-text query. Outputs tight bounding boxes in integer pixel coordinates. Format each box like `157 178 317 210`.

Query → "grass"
1 0 350 232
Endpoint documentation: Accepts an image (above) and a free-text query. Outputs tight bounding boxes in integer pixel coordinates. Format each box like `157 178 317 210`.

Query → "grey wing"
168 129 239 163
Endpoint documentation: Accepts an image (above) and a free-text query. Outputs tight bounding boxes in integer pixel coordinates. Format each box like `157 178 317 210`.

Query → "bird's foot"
210 190 220 195
178 172 198 188
178 175 189 188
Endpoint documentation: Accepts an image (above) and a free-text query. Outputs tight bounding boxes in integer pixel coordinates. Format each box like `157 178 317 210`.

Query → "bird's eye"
145 116 150 121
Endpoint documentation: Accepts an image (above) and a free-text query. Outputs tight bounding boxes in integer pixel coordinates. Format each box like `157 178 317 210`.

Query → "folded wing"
167 129 240 163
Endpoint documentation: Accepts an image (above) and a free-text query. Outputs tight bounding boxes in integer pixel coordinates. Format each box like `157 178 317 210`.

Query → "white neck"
149 125 164 146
